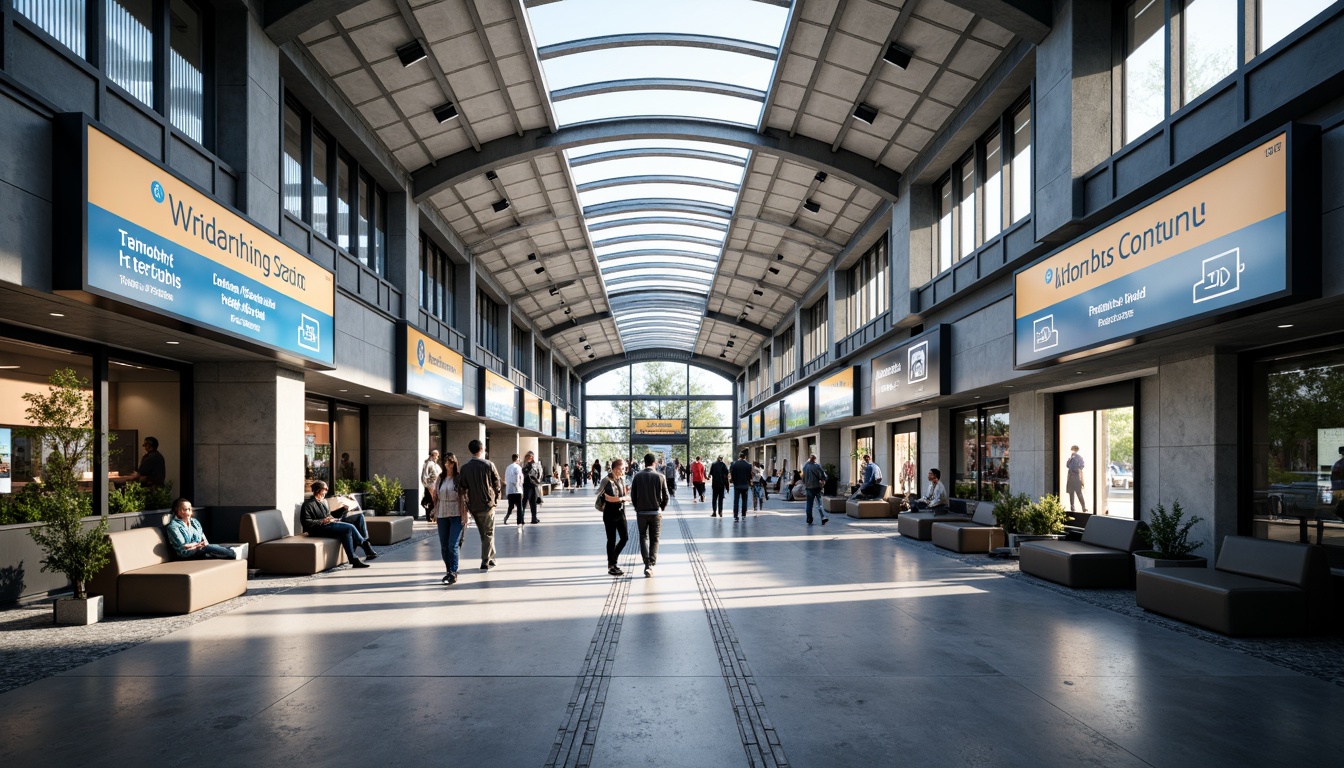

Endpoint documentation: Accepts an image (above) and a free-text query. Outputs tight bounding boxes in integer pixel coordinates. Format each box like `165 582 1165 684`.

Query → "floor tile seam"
675 510 791 768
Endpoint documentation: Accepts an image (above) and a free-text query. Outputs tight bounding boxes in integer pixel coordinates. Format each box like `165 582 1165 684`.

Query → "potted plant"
365 474 404 515
1009 494 1070 549
822 463 839 496
20 369 112 624
991 492 1032 534
1135 500 1206 569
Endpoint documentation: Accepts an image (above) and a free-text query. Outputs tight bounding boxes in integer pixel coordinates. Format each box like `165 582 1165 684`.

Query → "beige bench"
328 496 412 546
822 496 848 513
1136 536 1333 636
847 485 893 518
241 509 345 574
898 506 971 540
89 527 246 615
931 503 1005 553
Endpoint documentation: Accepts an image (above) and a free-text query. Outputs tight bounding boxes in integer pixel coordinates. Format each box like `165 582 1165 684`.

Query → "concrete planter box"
1134 552 1208 570
54 595 103 625
1 509 172 606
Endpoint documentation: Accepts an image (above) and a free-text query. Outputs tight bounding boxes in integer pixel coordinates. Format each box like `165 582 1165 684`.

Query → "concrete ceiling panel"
484 21 525 58
414 0 477 42
391 79 446 117
506 82 541 111
499 56 536 89
779 56 818 88
377 122 417 151
394 144 431 169
459 90 509 122
866 80 920 115
299 21 338 44
431 33 489 72
337 0 399 28
971 17 1015 47
910 98 954 130
825 34 882 73
417 122 472 156
446 62 499 100
900 18 961 65
357 97 402 129
476 0 514 26
765 106 797 132
916 0 976 30
370 56 436 94
841 129 888 161
949 38 1002 77
800 0 841 25
310 37 363 76
335 68 382 104
796 114 843 145
471 113 520 144
771 81 807 111
837 2 900 44
813 64 866 100
347 18 411 63
791 20 829 58
928 69 976 105
880 55 939 92
880 142 918 171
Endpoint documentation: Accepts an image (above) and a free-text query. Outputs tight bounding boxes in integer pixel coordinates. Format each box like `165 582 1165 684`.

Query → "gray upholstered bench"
1019 516 1145 588
897 507 970 540
1136 536 1332 636
241 509 345 574
931 502 1005 553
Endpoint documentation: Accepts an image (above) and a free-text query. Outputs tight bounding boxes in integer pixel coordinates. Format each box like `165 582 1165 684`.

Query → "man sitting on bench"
849 454 884 500
909 468 948 512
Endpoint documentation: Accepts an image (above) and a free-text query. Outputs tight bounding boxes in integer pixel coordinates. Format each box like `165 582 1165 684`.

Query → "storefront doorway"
891 419 919 495
1056 382 1136 518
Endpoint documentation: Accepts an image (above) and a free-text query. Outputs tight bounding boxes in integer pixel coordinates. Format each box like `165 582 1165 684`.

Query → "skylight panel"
528 0 789 48
586 210 731 227
567 140 751 160
595 239 722 258
569 157 746 187
554 91 764 128
591 222 728 241
579 182 738 209
542 47 776 93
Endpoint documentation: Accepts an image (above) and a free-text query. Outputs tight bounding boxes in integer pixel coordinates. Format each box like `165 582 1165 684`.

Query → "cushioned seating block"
366 515 413 545
846 499 892 518
1019 515 1145 588
822 496 848 513
119 559 247 614
898 510 969 540
242 510 345 574
931 504 1005 553
1135 536 1332 636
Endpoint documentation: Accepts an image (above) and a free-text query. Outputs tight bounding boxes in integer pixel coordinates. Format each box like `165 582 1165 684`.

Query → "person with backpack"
802 453 830 526
597 459 630 576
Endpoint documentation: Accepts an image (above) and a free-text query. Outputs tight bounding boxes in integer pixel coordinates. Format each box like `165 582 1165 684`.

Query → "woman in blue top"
165 498 239 560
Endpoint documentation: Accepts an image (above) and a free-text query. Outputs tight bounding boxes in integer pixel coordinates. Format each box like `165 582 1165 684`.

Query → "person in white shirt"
910 468 949 512
503 453 524 525
421 450 442 523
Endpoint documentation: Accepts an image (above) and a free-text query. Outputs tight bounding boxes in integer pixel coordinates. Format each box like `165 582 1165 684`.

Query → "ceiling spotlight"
583 344 591 350
526 252 537 261
803 199 821 214
485 170 498 181
432 101 458 122
729 334 737 340
166 341 180 345
720 351 727 358
564 308 572 315
768 266 780 275
396 40 427 67
548 286 559 296
814 171 828 183
775 253 784 261
745 304 753 311
752 289 764 296
883 42 913 69
1277 323 1294 328
727 341 735 348
853 102 879 124
534 266 545 274
579 336 587 342
588 353 595 359
491 199 510 213
49 312 65 317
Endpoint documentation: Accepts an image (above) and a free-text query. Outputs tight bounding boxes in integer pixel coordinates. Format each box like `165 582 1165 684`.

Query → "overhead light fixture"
853 102 878 124
745 304 753 311
814 171 828 183
49 312 65 317
775 253 784 261
564 308 572 315
491 199 510 213
0 365 19 370
339 389 349 392
396 40 427 67
526 252 536 261
485 170 498 181
166 341 180 345
727 341 735 348
432 101 458 123
803 199 821 214
579 336 587 342
768 266 780 275
720 351 727 358
752 289 763 296
583 344 591 350
534 266 545 274
364 394 372 398
729 334 737 340
883 42 913 69
1278 323 1294 328
588 353 595 359
548 286 559 296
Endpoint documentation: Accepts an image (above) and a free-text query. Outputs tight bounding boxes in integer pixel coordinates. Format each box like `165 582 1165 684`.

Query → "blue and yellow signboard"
76 124 335 365
555 407 568 439
738 416 749 444
763 402 781 438
1015 132 1296 368
521 390 540 432
482 370 517 424
401 325 464 409
541 400 554 436
816 367 857 423
783 389 810 432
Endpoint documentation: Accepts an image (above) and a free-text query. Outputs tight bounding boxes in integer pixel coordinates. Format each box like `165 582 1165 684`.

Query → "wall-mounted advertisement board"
1015 130 1308 368
738 416 749 444
58 120 335 366
633 419 687 440
763 402 781 437
399 324 464 409
783 389 810 432
482 370 517 425
541 400 554 436
870 325 950 411
555 407 568 439
816 366 857 423
521 391 540 432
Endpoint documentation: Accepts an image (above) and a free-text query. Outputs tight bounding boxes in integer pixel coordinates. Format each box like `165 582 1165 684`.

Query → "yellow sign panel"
1016 134 1287 319
634 419 686 435
404 326 464 409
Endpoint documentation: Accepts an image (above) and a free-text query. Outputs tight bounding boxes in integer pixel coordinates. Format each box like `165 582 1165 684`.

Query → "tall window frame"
847 237 889 334
802 297 828 364
773 326 796 383
476 289 502 358
419 232 457 326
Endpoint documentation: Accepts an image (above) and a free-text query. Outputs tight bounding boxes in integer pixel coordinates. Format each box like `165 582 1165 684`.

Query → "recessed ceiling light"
0 365 19 370
803 199 821 214
1076 371 1083 375
527 252 537 261
767 266 780 275
587 353 595 359
535 266 545 274
49 312 64 317
883 42 912 69
364 394 371 398
1278 324 1294 328
491 199 510 213
339 389 348 392
853 103 878 124
564 308 572 315
432 101 458 123
166 341 180 345
396 40 427 67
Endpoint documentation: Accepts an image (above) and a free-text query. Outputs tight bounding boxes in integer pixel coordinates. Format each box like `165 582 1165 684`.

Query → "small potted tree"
1134 500 1206 569
365 474 405 516
822 463 839 496
1009 494 1070 549
20 368 113 624
992 492 1031 536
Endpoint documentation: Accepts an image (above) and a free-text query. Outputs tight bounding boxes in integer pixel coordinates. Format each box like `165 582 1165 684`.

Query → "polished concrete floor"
3 489 1342 768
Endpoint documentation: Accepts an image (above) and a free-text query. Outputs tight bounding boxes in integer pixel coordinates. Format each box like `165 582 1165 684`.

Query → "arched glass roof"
527 0 790 354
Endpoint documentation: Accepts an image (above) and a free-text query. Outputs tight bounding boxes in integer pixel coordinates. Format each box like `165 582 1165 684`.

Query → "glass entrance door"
1057 406 1135 518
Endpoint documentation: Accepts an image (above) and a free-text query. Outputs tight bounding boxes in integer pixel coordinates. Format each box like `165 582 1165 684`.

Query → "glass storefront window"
1057 407 1135 518
334 404 362 485
1124 0 1166 143
1260 0 1333 52
303 397 331 494
955 405 1010 500
852 427 873 486
109 358 181 500
1182 0 1236 104
893 424 918 495
1250 349 1344 556
303 397 364 494
0 341 94 514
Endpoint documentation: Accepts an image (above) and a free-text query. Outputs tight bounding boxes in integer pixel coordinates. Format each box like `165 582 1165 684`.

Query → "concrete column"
444 421 486 457
214 9 280 228
818 428 841 481
519 435 540 462
826 268 839 357
1007 390 1053 502
194 362 305 523
920 408 950 485
1143 355 1236 559
387 192 418 317
366 404 428 499
872 423 891 487
492 429 522 464
902 183 934 301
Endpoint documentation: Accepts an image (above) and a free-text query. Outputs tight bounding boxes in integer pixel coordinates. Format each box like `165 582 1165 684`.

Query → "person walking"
522 450 543 524
709 455 729 517
662 457 678 497
630 453 669 577
729 450 753 521
751 461 766 511
503 453 523 525
802 454 830 526
690 456 707 503
1065 445 1088 513
421 449 442 523
591 459 602 489
432 453 468 584
458 439 501 570
598 459 631 576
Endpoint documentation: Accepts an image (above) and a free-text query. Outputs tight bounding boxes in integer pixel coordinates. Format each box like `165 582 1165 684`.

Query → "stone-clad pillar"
367 404 428 511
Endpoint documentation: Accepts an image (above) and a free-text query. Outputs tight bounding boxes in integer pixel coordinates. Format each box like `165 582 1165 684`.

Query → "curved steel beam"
605 274 712 291
576 352 743 383
608 288 708 304
602 262 718 277
570 147 747 169
596 245 721 260
576 174 740 194
584 198 734 220
551 79 766 103
537 33 779 61
539 310 613 339
412 118 902 203
702 310 772 339
588 216 729 234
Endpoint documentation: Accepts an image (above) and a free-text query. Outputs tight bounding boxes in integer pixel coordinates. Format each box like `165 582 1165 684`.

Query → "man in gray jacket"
631 453 669 577
801 454 829 526
458 439 501 570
